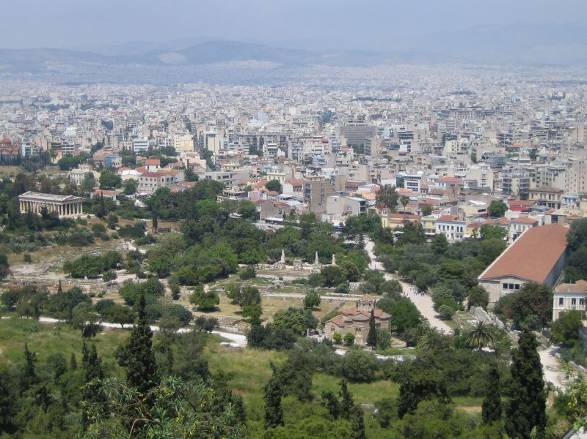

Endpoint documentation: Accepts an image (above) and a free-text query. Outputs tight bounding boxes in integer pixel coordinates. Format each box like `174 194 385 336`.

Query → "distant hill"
1 26 587 79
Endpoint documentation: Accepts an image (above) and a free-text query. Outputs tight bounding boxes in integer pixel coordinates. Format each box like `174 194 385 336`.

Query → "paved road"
365 240 452 334
38 316 247 348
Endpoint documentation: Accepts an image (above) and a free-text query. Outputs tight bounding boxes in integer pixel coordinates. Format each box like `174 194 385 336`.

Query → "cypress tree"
122 293 158 394
340 380 354 418
20 343 37 391
505 328 546 439
70 353 77 370
350 405 366 439
482 363 502 424
366 309 377 349
321 390 341 419
264 378 283 429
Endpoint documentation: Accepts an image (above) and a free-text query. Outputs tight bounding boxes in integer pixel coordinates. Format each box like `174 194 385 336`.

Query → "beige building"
529 187 563 209
565 160 587 194
19 191 83 218
553 280 587 321
303 176 336 216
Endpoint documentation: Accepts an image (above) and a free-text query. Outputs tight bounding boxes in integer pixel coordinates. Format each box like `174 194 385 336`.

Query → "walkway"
365 240 452 334
37 316 247 348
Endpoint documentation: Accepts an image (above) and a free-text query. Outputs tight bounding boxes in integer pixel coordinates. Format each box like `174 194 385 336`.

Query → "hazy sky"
4 0 587 50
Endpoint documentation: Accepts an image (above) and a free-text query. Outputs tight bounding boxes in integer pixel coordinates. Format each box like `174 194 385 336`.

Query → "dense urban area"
0 62 586 439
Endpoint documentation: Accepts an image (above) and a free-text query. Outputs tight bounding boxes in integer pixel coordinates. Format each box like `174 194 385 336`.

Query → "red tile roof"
479 224 568 284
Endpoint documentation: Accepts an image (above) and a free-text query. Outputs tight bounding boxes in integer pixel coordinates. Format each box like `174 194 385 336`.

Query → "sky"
4 0 587 51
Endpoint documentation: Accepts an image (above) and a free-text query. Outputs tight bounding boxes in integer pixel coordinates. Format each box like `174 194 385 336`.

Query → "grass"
0 315 482 438
0 316 128 373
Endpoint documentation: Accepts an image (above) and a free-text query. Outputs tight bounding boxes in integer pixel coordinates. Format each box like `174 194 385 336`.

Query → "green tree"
400 196 410 211
488 200 508 218
350 405 366 439
465 321 495 351
505 328 546 439
20 343 37 391
510 282 552 329
99 169 122 189
264 376 284 429
81 172 96 193
551 310 583 346
265 179 282 193
376 185 399 211
117 293 159 394
431 233 449 254
374 398 394 428
189 287 219 312
482 363 502 425
366 309 377 348
467 286 489 310
339 380 354 418
122 178 138 195
303 290 321 310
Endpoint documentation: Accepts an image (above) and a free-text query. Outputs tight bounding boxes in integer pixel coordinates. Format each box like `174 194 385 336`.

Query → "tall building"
303 176 336 216
565 160 587 194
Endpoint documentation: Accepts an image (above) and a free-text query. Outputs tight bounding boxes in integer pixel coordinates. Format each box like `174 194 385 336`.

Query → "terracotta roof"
555 280 587 294
511 217 538 225
479 224 568 284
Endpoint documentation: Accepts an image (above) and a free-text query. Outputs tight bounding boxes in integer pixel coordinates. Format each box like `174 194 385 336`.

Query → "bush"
194 316 218 332
343 333 355 346
341 349 378 382
189 286 219 312
551 311 583 346
438 304 455 320
238 266 256 280
333 332 343 345
335 282 350 294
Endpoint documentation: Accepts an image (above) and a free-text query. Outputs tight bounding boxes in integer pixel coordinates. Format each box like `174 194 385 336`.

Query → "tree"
20 343 37 391
510 282 552 329
339 380 354 418
488 200 507 218
376 185 399 211
366 309 377 348
99 169 122 190
303 290 321 310
350 405 366 439
482 363 502 425
81 172 96 193
551 310 583 346
467 286 489 310
320 266 346 288
122 178 138 195
421 204 433 216
431 234 449 255
400 196 410 211
264 376 284 428
505 328 546 439
189 287 219 312
117 293 159 394
341 350 378 382
465 321 495 351
265 179 282 194
375 398 394 428
343 333 355 346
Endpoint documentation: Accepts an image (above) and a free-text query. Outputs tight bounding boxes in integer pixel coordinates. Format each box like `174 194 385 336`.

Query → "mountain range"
1 24 586 79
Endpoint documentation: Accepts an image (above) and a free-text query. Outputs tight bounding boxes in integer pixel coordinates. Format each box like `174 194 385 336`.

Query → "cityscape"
0 1 586 438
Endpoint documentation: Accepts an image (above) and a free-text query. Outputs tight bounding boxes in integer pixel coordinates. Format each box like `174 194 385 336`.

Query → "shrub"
343 333 355 346
239 266 256 280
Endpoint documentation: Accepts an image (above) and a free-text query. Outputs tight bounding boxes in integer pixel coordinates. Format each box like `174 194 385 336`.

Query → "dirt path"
365 240 452 334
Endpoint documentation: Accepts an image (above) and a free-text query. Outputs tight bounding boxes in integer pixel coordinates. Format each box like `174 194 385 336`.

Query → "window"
514 284 520 290
503 283 508 290
559 297 564 306
572 298 577 306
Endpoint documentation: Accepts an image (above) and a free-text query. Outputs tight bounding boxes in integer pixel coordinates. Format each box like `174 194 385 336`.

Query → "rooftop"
478 224 568 284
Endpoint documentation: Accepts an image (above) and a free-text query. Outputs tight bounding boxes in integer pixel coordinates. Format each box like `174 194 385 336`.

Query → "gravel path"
365 240 452 334
38 316 247 348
